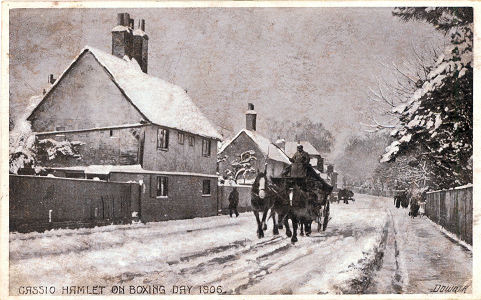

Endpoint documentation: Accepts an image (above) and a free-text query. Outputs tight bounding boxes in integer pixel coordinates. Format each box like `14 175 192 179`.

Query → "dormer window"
178 132 185 145
157 128 169 150
202 139 211 157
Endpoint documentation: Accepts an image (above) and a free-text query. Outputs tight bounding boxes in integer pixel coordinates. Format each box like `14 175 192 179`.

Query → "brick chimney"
112 13 133 59
132 19 149 73
245 103 257 131
48 74 56 84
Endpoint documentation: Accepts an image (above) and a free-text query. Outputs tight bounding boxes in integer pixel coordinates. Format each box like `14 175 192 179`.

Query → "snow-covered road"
9 194 472 295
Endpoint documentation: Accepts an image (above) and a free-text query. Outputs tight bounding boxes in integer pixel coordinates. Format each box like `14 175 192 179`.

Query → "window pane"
163 177 168 196
157 129 163 148
202 139 211 157
203 180 210 195
164 130 169 148
158 129 169 149
157 176 168 197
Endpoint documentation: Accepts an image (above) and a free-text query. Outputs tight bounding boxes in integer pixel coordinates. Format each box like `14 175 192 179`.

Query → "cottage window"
189 135 195 146
178 132 185 145
157 128 169 149
55 126 65 132
202 180 211 195
202 139 211 157
156 176 168 197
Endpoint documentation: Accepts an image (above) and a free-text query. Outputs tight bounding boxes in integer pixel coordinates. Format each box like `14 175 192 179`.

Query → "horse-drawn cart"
251 164 333 243
270 175 331 232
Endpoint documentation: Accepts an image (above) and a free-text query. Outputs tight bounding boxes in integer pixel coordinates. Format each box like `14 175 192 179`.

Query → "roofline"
88 49 152 122
270 142 291 162
27 48 152 124
26 46 222 140
218 129 244 153
27 48 89 121
219 129 290 163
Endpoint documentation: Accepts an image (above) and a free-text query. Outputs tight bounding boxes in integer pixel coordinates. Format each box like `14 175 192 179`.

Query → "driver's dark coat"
290 150 310 178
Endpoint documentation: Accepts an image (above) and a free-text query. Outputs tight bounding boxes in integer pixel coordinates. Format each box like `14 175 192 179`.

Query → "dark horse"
250 172 280 239
251 170 332 243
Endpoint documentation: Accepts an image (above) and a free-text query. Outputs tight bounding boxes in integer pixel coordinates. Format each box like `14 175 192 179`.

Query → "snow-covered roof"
284 141 321 157
219 129 290 164
28 46 221 140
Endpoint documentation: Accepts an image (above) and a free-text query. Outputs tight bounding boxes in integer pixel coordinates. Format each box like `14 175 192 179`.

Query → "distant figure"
338 188 354 204
408 188 425 218
409 197 420 218
228 187 239 217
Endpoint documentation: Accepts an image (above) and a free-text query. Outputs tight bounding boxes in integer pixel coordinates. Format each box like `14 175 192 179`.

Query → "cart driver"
289 144 310 189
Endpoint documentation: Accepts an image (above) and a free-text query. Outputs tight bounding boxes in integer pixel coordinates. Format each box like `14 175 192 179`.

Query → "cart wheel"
322 201 330 231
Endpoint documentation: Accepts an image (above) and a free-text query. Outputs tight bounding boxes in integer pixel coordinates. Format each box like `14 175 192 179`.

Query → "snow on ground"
384 202 472 294
9 194 472 295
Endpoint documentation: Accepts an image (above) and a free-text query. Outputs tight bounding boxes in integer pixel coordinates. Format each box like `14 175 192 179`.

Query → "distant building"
218 103 290 183
26 13 222 222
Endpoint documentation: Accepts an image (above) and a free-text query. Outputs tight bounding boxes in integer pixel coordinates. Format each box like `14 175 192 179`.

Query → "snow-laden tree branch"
381 7 473 189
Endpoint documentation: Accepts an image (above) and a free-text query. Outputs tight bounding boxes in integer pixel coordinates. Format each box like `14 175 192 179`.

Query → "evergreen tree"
382 7 473 188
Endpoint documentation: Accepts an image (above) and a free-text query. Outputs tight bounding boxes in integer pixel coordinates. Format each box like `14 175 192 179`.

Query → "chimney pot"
122 13 130 26
48 74 55 84
245 103 257 131
117 13 123 25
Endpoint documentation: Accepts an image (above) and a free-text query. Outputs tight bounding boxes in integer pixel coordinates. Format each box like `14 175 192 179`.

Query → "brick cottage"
26 13 222 222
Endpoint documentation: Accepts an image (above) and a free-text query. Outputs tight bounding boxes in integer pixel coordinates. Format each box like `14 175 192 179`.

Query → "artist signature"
430 284 469 293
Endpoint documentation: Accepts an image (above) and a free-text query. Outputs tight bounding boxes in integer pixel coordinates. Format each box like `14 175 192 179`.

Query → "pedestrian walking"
228 187 239 217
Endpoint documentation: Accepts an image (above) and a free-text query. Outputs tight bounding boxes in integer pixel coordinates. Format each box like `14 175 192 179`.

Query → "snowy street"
9 193 472 295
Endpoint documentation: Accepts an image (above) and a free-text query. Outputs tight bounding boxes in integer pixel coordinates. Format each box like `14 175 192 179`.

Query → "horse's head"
253 172 268 199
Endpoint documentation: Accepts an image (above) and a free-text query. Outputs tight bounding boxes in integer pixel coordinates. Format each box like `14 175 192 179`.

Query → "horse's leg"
306 220 312 236
272 212 279 235
262 208 268 231
284 214 292 237
260 208 268 235
291 215 298 243
300 218 305 236
278 214 284 230
254 210 263 238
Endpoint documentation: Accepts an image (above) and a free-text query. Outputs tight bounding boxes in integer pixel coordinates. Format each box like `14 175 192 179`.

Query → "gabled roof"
219 129 290 164
285 141 321 157
28 46 222 140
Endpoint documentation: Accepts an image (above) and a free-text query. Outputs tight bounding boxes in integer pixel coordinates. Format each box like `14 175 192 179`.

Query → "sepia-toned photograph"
3 2 475 297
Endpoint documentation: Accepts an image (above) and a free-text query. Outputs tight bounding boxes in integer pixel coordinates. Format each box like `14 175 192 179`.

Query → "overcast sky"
9 8 445 157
